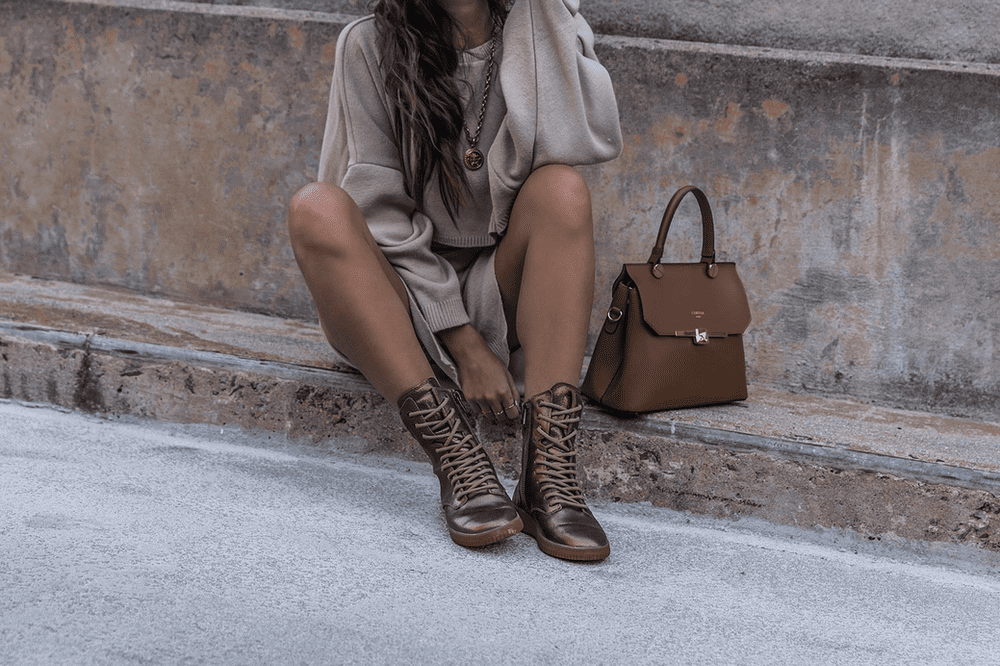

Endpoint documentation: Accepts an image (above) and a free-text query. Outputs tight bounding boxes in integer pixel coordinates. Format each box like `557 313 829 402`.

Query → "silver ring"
504 403 517 411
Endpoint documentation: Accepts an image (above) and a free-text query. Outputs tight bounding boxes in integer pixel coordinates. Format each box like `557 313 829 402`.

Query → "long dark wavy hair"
373 0 509 220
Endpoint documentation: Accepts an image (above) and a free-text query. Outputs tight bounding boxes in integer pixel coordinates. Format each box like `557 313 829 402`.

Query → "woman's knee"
288 182 362 254
517 164 593 236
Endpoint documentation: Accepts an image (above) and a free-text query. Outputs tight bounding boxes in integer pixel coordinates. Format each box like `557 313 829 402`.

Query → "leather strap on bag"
646 185 717 271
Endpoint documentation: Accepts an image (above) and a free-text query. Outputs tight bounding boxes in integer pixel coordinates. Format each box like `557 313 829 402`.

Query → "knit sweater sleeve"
488 0 623 233
317 18 471 333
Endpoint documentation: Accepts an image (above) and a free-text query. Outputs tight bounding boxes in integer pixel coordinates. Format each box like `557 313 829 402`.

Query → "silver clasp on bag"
607 307 623 322
676 329 711 345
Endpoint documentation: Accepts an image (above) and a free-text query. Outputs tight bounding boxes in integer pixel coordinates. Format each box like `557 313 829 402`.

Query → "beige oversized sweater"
318 0 622 342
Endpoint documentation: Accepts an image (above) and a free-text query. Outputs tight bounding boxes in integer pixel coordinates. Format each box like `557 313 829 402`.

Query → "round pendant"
463 148 484 171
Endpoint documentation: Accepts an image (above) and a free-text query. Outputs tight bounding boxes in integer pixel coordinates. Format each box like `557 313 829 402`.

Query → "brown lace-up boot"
514 382 610 561
398 378 523 547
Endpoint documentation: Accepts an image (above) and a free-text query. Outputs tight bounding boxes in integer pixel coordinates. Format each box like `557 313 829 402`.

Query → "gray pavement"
3 400 999 666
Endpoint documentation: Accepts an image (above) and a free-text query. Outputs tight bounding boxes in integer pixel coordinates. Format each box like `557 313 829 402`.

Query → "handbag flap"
624 263 751 336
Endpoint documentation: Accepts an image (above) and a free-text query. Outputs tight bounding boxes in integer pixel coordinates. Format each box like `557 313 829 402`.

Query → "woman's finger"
475 398 492 419
489 397 505 420
465 377 517 421
502 371 520 421
502 398 519 421
482 397 504 421
479 393 507 421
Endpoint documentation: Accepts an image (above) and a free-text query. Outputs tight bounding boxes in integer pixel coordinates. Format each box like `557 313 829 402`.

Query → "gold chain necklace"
461 27 498 171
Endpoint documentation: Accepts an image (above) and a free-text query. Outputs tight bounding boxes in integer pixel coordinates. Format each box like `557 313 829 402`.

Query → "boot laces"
534 401 588 510
408 396 500 503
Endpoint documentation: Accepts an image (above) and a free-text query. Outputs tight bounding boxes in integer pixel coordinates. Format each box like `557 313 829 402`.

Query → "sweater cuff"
420 296 472 333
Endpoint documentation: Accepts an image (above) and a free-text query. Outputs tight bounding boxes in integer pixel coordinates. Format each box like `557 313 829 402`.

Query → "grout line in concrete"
0 322 371 394
585 410 1000 495
54 0 358 24
598 33 1000 76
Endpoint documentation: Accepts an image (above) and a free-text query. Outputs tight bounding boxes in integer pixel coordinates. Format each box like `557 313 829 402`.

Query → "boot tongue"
396 378 440 409
548 383 580 409
534 383 581 444
399 381 475 450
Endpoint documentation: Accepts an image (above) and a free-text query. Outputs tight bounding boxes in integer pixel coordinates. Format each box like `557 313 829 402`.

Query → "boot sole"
450 515 524 548
516 507 611 562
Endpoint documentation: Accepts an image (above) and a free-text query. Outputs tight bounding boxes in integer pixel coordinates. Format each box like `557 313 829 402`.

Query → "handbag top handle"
646 186 717 271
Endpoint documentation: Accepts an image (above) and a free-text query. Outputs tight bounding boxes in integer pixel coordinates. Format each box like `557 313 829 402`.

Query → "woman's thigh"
289 181 409 312
493 165 593 327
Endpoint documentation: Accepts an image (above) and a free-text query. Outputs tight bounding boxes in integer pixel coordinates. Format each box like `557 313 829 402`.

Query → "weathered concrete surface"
583 427 1000 552
1 0 346 318
214 0 1000 64
3 0 1000 422
591 41 1000 422
0 270 342 367
3 273 1000 553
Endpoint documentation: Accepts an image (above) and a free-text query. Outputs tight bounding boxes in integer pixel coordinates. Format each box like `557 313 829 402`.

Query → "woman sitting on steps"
287 0 622 561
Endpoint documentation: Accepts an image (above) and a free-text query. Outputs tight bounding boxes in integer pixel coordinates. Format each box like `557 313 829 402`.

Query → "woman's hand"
439 324 520 421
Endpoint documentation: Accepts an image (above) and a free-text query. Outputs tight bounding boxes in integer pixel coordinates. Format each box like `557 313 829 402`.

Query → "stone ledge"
3 324 998 553
3 275 999 554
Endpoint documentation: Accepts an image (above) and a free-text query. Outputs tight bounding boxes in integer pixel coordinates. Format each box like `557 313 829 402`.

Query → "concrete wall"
208 0 1000 64
3 0 1000 421
2 0 342 316
594 39 1000 422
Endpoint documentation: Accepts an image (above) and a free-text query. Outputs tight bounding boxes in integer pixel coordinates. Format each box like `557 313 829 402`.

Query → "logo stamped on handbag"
692 311 705 319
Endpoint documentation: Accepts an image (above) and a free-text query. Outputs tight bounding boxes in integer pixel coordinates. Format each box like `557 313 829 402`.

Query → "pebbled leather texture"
398 378 522 547
514 383 610 561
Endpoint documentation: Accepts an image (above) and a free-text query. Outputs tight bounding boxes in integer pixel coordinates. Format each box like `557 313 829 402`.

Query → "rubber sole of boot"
516 507 611 562
449 515 524 548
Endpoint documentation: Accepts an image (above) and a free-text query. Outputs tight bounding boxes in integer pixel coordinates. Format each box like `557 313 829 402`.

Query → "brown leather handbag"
582 186 751 413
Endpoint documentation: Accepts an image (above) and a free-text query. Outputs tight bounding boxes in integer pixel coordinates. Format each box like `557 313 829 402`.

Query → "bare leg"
288 182 432 404
498 166 608 561
494 164 595 398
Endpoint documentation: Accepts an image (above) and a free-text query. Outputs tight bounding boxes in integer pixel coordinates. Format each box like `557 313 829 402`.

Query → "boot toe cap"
539 508 608 549
521 506 610 561
445 492 523 546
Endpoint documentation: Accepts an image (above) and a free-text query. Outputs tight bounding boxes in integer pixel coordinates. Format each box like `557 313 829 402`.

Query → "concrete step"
3 271 999 559
5 0 1000 425
214 0 1000 65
